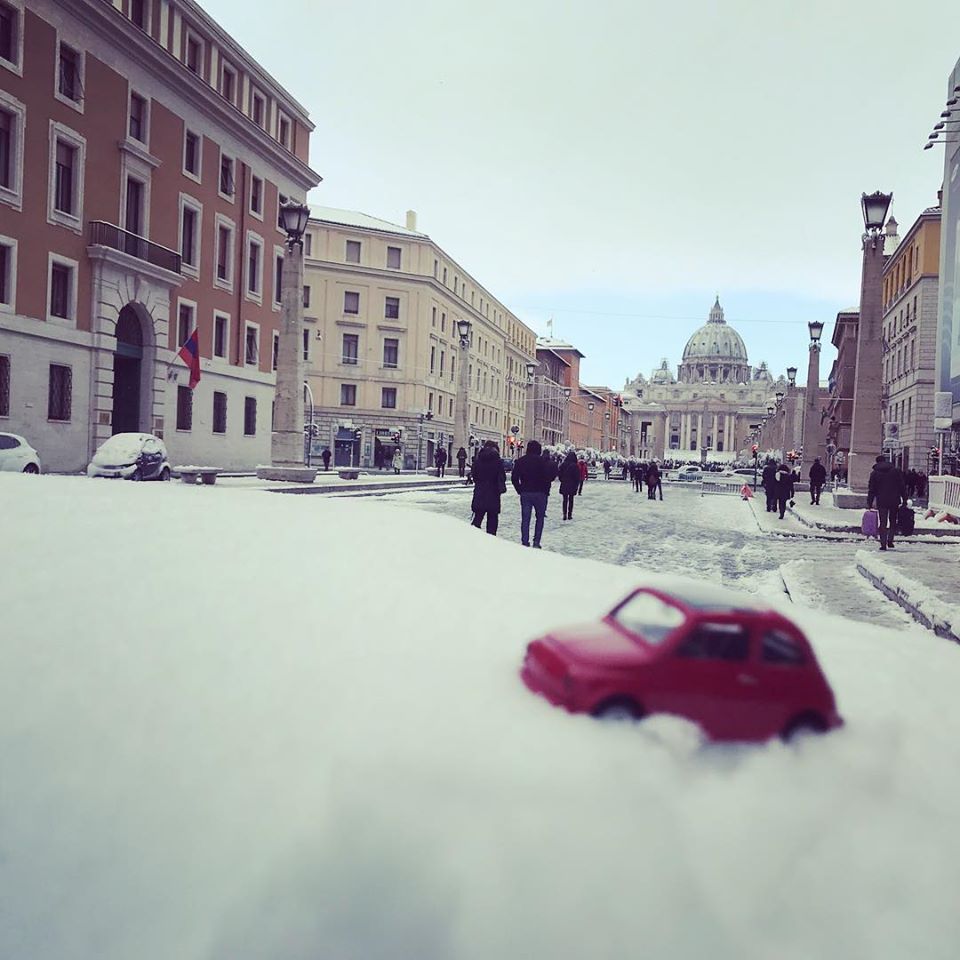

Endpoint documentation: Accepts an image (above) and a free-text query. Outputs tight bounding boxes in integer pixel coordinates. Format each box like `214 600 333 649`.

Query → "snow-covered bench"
177 466 220 485
337 468 360 480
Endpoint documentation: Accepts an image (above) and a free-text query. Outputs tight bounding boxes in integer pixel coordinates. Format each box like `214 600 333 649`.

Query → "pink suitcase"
861 509 879 538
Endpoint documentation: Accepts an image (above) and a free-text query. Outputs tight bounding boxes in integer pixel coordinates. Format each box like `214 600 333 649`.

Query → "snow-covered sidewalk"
788 493 960 540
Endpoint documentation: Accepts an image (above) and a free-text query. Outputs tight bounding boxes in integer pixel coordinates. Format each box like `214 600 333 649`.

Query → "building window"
343 290 359 314
246 234 263 299
433 259 438 278
250 175 263 216
57 42 83 104
440 351 445 377
176 384 193 430
179 198 201 274
130 0 147 30
212 391 227 434
0 353 9 416
303 285 311 309
386 246 401 269
220 61 236 103
302 328 310 362
382 387 397 409
340 383 357 406
383 338 399 369
342 333 359 365
278 113 290 148
183 129 201 180
274 251 283 305
176 301 195 346
431 307 436 327
54 140 76 215
48 258 75 322
304 233 312 257
428 392 434 412
213 312 229 358
124 176 145 235
244 325 259 366
215 219 234 286
384 296 400 320
430 346 435 373
250 89 265 128
185 31 202 76
219 153 235 199
272 333 279 371
345 240 361 263
0 236 15 310
0 1 21 69
0 99 24 207
48 364 72 421
128 92 147 143
277 194 287 229
243 397 257 436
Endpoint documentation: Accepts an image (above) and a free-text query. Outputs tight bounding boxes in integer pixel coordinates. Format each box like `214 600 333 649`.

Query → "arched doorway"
113 305 143 434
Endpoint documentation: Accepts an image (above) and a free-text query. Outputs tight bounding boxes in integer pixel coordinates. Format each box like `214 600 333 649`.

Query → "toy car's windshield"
613 593 686 645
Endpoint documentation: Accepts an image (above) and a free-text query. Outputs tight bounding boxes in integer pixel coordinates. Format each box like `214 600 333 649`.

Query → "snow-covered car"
87 433 171 481
674 466 703 482
0 432 41 473
520 584 844 742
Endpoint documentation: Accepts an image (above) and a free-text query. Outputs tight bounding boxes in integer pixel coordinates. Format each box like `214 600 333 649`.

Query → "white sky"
203 0 960 387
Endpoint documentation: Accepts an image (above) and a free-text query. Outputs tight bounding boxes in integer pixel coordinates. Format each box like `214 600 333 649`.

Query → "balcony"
88 221 181 274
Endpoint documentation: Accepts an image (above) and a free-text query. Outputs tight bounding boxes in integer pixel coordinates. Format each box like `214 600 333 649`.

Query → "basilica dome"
678 298 750 384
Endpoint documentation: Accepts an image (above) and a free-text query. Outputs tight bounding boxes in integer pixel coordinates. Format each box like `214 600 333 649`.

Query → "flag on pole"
177 328 201 389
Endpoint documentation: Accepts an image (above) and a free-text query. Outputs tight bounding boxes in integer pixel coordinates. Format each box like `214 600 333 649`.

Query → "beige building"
302 207 536 468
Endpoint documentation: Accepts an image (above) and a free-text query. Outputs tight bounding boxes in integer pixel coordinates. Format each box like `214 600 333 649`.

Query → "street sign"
511 425 520 434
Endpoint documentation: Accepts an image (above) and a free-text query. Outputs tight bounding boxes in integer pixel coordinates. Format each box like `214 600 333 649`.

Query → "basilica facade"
622 299 787 461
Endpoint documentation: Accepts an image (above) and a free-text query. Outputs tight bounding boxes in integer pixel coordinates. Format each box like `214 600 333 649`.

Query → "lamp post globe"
861 191 893 232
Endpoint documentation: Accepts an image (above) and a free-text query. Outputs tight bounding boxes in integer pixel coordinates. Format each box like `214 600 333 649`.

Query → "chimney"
405 210 417 232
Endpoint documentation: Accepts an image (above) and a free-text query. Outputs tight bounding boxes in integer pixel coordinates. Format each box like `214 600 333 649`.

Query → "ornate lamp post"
523 360 538 450
455 318 472 460
604 410 611 452
846 190 893 497
587 401 595 451
800 319 826 481
783 366 798 460
259 200 315 482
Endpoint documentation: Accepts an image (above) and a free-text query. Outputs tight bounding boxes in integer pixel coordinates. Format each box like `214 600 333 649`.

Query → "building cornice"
72 0 320 191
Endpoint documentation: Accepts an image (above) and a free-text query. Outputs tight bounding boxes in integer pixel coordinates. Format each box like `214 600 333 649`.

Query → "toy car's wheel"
159 467 170 482
130 468 142 481
781 712 826 742
592 697 643 722
22 463 39 474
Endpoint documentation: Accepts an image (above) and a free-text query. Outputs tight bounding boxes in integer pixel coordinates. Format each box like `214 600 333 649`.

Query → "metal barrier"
928 475 960 518
700 479 745 496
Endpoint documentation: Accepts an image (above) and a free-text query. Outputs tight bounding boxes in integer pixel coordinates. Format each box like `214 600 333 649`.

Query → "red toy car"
520 584 843 742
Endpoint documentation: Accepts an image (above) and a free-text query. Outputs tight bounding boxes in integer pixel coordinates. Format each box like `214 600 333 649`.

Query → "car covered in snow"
0 432 41 473
673 465 703 482
520 584 843 742
87 433 171 481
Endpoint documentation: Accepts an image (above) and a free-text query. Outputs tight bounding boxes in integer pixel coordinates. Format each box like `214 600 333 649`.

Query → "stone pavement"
214 470 467 496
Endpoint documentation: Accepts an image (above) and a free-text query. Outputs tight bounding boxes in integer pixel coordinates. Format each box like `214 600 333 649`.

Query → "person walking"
391 448 402 474
603 459 611 480
470 441 507 535
808 457 827 505
761 460 778 513
511 439 556 548
774 462 794 519
456 446 468 478
435 446 448 478
321 447 331 471
645 461 661 500
558 450 580 521
577 457 588 495
633 460 645 493
867 455 907 550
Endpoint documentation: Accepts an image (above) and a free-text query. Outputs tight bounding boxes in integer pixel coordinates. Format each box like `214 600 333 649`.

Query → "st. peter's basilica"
622 298 787 460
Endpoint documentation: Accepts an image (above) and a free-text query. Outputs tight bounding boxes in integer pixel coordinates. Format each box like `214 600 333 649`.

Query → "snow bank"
1 474 960 960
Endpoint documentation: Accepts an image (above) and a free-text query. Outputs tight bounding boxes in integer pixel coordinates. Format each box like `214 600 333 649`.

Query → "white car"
675 465 703 482
0 432 41 473
87 433 172 481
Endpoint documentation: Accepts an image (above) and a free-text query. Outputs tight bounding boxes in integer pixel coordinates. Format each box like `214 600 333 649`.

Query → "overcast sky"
204 0 960 389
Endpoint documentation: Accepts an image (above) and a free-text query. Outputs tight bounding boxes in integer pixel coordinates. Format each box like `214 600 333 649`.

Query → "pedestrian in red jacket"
577 457 588 495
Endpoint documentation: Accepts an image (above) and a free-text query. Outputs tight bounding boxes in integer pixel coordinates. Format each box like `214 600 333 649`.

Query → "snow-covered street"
2 475 960 960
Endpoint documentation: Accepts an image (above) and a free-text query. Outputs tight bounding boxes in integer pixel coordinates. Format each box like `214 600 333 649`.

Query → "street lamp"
787 366 797 386
861 190 893 234
808 320 824 345
259 199 315 481
455 318 472 461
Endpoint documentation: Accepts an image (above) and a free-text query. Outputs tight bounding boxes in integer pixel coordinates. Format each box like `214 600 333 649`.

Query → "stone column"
847 231 887 492
712 412 718 450
457 331 472 455
800 342 825 480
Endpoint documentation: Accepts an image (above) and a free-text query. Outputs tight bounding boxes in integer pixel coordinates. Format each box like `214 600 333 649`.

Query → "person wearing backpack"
867 455 906 550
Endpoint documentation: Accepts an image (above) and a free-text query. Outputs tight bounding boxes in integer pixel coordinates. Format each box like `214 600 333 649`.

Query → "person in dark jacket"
435 447 447 478
774 463 794 519
761 460 778 512
321 447 331 471
867 455 907 550
456 446 468 478
511 440 556 547
558 451 580 520
808 457 827 505
470 441 507 535
645 461 661 500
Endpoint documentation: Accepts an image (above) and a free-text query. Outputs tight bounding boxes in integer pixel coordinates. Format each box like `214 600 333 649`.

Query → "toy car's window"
761 630 805 665
614 593 686 645
0 435 20 449
142 439 159 454
676 622 749 661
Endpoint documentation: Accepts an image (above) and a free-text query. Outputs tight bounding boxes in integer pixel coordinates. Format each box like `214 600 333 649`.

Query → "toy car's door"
141 437 161 477
752 627 818 735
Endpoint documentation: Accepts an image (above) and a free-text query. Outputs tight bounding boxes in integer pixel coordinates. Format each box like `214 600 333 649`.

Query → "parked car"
501 457 515 472
87 433 171 481
520 584 843 742
0 432 41 473
674 466 703 482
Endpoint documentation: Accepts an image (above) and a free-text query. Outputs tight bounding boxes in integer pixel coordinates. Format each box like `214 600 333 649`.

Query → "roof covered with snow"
308 206 428 238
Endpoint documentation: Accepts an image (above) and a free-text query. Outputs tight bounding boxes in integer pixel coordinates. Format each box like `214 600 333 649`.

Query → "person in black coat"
774 463 794 519
645 461 661 500
456 446 468 478
512 439 557 547
867 455 907 550
808 457 827 505
558 451 580 520
470 442 507 535
761 460 778 512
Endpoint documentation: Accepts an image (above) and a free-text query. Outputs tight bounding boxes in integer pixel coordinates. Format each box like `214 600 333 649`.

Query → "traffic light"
751 444 758 455
353 428 361 440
